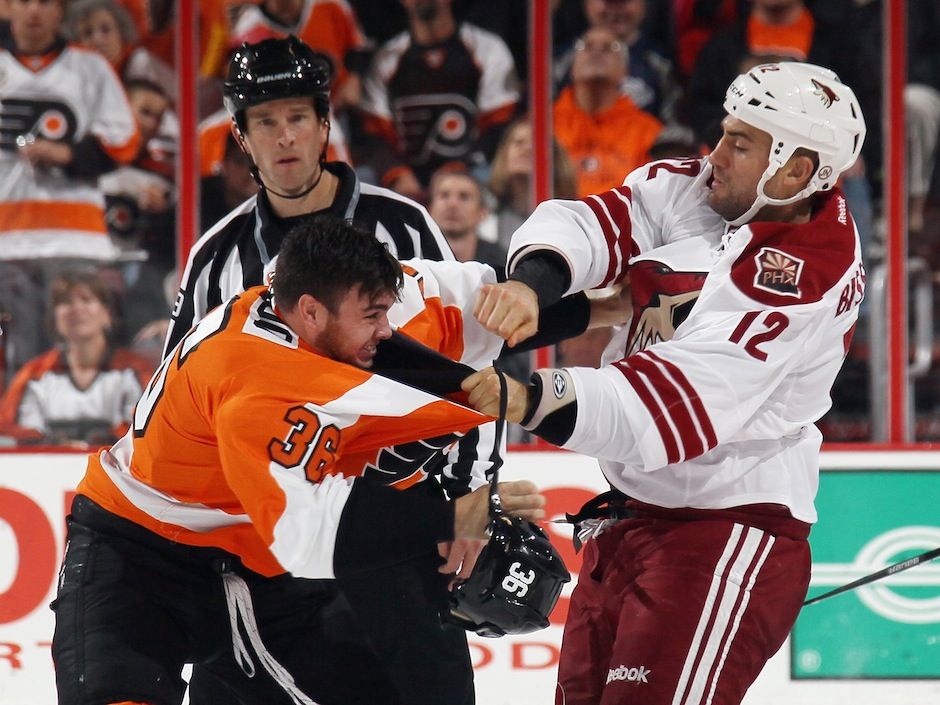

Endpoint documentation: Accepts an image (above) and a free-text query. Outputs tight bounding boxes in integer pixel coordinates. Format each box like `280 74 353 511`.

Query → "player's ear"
784 151 816 189
231 123 251 157
297 294 328 331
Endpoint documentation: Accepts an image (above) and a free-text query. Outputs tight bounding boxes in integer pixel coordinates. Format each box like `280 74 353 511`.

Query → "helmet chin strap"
244 121 331 202
252 163 324 201
726 159 820 227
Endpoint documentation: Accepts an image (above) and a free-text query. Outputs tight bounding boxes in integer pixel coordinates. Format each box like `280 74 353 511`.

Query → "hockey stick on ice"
802 545 940 606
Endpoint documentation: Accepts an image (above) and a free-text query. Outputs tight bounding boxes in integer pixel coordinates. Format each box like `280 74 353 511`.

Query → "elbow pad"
521 369 578 446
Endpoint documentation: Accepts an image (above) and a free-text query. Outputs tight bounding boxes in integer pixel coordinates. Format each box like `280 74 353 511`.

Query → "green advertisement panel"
793 471 940 679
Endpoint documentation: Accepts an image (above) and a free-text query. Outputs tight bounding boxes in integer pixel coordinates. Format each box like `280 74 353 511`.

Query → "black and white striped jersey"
165 161 453 355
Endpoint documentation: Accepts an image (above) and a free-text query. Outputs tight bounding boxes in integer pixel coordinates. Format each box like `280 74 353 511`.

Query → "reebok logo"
606 665 651 684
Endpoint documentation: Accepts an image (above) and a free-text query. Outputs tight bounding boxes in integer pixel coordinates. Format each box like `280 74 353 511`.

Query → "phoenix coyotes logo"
626 260 706 356
811 79 840 109
753 247 804 297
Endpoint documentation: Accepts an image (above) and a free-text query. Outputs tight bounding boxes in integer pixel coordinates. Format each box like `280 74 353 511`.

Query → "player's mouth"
358 344 377 365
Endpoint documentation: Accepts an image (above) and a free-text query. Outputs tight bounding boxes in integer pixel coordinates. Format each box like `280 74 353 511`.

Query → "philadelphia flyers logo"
0 98 77 151
37 109 69 140
811 79 840 109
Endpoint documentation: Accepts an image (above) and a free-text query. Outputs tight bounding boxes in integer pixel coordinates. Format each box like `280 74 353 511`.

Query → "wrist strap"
521 369 576 432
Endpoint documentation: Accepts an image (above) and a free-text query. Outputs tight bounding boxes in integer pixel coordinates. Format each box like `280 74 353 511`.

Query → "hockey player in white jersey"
465 62 867 705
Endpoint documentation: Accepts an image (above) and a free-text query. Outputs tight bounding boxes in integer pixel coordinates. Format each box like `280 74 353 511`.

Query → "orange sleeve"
0 353 59 427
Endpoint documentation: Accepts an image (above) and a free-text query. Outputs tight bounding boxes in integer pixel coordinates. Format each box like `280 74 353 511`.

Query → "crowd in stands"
0 0 938 445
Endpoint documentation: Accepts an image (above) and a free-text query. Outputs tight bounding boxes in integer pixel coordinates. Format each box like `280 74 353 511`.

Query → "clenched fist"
461 367 529 423
473 280 539 348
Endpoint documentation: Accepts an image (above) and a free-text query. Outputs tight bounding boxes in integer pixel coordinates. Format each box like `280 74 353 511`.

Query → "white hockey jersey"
509 158 864 523
0 43 139 260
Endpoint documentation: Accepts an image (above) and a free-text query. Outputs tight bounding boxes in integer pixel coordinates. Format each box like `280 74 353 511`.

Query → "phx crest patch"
753 247 804 297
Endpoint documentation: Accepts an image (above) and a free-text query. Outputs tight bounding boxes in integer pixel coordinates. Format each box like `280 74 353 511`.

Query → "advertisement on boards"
1 451 939 705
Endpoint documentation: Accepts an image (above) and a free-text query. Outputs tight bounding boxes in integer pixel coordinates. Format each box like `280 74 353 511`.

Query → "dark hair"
273 216 403 313
124 77 167 100
429 166 486 207
47 270 117 339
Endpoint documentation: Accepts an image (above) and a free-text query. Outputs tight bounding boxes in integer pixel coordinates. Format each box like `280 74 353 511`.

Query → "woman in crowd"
488 117 578 250
0 271 152 447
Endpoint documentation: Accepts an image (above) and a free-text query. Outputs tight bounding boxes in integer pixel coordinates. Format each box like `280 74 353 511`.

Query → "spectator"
200 131 258 234
229 0 368 111
688 0 843 148
0 0 139 373
68 0 176 102
428 169 505 271
359 0 519 199
554 26 662 197
98 78 177 350
672 0 740 81
0 270 151 447
99 78 174 266
488 116 578 250
554 0 679 123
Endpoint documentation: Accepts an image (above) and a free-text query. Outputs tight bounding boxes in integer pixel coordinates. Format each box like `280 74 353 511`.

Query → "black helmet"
447 515 570 638
223 35 332 130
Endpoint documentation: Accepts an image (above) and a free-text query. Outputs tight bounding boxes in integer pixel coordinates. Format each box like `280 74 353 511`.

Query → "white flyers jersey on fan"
0 45 138 259
508 159 864 523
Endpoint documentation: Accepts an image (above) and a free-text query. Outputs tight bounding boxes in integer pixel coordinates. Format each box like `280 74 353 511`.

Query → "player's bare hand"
462 367 528 423
453 480 544 539
473 281 538 347
437 538 486 588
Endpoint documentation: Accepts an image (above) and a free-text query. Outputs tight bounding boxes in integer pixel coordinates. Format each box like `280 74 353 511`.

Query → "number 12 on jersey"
728 311 790 361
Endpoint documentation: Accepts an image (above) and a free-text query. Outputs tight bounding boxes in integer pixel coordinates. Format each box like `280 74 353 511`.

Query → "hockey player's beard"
315 320 378 369
706 182 754 223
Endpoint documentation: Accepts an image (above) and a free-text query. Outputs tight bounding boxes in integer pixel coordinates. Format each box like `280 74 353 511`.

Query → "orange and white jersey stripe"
0 44 139 260
78 285 489 578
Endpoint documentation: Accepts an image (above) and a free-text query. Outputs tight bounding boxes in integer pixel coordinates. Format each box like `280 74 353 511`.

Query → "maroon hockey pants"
555 516 809 705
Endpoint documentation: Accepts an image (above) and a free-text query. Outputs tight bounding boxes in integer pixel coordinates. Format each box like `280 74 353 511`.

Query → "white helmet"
722 61 866 226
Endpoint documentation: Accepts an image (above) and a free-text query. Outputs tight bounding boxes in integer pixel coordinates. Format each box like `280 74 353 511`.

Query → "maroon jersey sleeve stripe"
596 186 634 286
614 360 681 464
632 353 705 460
582 194 620 287
646 350 719 450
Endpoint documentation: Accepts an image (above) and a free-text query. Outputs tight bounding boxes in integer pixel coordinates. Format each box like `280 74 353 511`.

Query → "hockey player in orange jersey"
51 216 546 705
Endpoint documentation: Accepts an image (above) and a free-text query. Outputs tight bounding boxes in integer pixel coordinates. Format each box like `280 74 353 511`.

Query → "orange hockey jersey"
78 271 496 579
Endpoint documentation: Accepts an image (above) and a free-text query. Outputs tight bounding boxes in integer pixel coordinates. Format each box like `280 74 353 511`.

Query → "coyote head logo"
811 79 840 109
